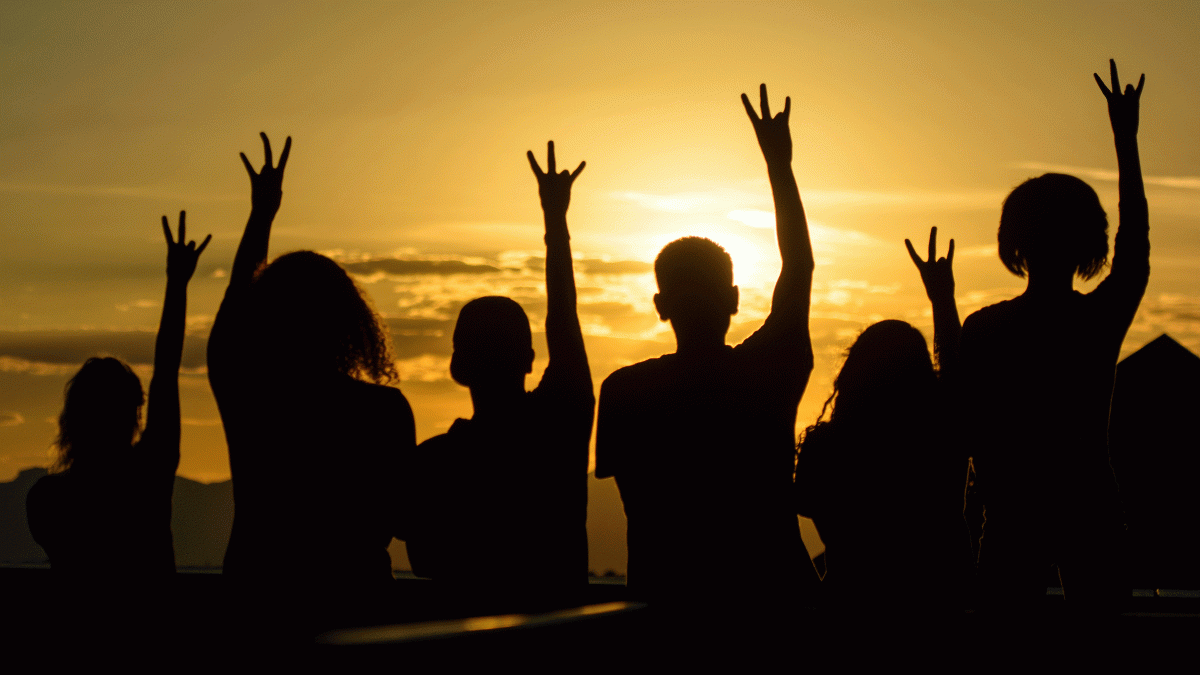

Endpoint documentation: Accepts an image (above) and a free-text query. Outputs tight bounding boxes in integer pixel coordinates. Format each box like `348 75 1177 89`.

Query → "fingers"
1109 58 1120 94
759 83 770 119
196 234 212 255
1094 72 1111 97
781 95 791 120
277 136 292 173
928 226 938 262
547 140 556 175
240 152 256 176
526 150 544 176
162 215 174 245
260 132 273 168
1135 73 1145 94
905 238 922 267
178 210 186 244
946 238 955 264
570 160 586 181
741 92 759 122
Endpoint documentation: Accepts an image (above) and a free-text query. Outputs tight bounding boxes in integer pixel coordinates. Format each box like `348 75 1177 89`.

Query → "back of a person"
224 375 404 585
407 391 587 599
28 462 175 577
609 347 803 603
964 292 1125 496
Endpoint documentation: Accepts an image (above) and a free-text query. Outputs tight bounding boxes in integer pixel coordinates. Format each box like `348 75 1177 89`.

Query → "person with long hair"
962 61 1149 614
207 134 415 595
795 228 971 615
27 213 210 577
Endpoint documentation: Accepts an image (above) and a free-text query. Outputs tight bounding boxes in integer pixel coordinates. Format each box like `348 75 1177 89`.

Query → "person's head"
818 320 936 428
449 296 534 390
53 357 144 473
653 237 738 341
998 173 1109 281
249 251 397 384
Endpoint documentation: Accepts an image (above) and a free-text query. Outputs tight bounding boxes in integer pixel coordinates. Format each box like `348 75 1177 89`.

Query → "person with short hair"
404 142 594 613
962 61 1150 613
595 85 818 611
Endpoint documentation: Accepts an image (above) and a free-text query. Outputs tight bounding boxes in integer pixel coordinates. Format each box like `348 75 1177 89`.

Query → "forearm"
229 208 277 289
543 211 591 385
1112 132 1150 282
147 278 187 447
930 290 961 376
766 159 814 308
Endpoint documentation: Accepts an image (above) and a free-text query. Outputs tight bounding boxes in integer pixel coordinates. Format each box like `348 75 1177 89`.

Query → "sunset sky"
2 1 1198 571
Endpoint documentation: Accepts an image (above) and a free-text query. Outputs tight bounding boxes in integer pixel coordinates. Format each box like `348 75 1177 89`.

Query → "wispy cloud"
802 190 1007 209
612 188 766 213
618 187 1007 215
1012 162 1200 190
0 412 24 427
0 182 241 201
342 258 505 279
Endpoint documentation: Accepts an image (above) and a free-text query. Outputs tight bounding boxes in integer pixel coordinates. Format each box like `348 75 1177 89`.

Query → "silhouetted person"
405 142 594 613
595 86 818 612
207 135 416 604
27 213 209 577
795 228 971 616
961 61 1149 614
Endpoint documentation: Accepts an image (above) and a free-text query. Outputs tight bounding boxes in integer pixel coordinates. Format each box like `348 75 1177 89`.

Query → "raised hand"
240 132 292 214
741 83 792 166
162 210 211 283
1094 59 1144 139
906 227 955 302
528 141 585 218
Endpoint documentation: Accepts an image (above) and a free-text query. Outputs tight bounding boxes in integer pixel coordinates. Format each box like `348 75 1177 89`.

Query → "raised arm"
230 133 291 289
741 84 815 364
527 141 593 398
209 133 290 382
140 211 210 464
1094 60 1149 294
906 227 960 376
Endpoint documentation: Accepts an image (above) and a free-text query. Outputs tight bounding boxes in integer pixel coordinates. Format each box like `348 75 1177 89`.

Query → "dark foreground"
3 568 1196 668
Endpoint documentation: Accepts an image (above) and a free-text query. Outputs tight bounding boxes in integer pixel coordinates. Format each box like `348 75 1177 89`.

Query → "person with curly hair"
207 134 415 594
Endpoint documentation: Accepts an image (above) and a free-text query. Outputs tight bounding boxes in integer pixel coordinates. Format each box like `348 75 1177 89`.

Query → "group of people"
27 61 1149 626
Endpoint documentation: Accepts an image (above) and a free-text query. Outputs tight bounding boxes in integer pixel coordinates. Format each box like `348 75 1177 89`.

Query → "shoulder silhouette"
403 142 594 614
962 61 1150 614
596 85 818 614
28 212 209 580
207 134 416 601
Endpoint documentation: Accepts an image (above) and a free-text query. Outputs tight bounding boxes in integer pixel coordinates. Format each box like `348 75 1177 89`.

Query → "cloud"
342 258 504 278
394 355 453 383
612 189 764 213
578 260 653 275
0 181 241 201
728 209 776 229
181 418 222 427
0 412 24 427
0 330 208 370
801 189 1007 210
1011 162 1200 190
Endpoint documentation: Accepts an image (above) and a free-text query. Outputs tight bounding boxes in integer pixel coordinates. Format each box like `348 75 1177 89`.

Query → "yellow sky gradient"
3 2 1199 569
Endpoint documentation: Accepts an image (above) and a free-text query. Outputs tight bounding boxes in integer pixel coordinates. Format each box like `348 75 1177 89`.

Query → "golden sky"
2 1 1198 569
